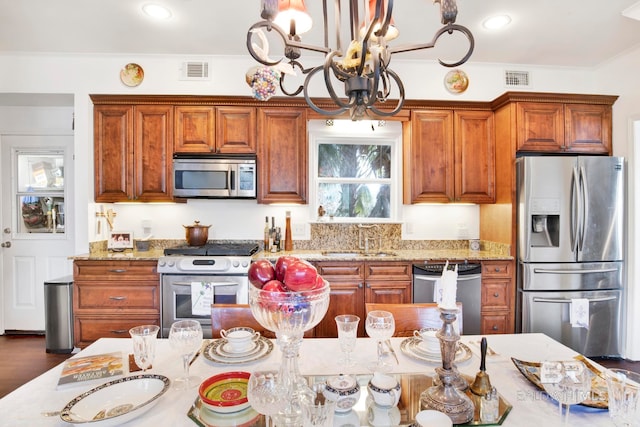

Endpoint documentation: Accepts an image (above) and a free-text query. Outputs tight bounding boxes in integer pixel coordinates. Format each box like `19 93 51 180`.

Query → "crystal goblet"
168 319 203 390
335 314 359 368
129 324 159 372
365 310 395 373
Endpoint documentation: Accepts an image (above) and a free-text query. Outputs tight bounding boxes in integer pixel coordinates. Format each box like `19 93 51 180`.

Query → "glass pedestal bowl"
249 280 330 426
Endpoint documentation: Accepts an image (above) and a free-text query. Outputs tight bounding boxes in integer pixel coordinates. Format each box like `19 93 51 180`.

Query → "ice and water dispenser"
529 199 560 248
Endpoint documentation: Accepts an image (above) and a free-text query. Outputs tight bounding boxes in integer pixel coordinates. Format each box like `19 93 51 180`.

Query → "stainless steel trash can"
44 275 74 353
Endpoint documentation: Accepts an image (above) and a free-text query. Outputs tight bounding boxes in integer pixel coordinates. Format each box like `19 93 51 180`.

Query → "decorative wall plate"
444 69 469 94
120 63 144 87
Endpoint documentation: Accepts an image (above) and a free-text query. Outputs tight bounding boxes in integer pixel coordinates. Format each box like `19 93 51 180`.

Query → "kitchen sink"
321 251 361 257
321 251 397 258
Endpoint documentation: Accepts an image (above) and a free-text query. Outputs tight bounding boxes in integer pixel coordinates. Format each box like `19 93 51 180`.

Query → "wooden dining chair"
364 302 464 337
210 304 315 339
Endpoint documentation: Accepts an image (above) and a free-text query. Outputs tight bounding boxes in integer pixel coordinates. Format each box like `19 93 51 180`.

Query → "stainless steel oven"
158 243 258 339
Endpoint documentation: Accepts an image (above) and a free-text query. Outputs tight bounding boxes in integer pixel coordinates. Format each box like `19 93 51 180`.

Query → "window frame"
308 120 402 223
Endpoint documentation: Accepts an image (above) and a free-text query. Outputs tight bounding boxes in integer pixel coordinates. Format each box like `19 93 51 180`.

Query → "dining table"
0 333 615 427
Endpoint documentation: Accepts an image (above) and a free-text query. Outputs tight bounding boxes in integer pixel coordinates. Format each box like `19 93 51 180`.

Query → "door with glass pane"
1 135 74 332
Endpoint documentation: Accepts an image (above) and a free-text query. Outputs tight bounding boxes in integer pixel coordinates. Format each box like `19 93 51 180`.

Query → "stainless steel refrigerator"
516 156 625 357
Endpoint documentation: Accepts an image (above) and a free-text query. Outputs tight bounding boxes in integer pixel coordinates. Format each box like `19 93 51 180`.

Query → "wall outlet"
292 223 306 237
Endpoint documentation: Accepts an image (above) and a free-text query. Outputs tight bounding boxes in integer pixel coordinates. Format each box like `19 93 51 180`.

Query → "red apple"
283 260 318 291
262 279 286 292
275 255 299 282
248 259 275 288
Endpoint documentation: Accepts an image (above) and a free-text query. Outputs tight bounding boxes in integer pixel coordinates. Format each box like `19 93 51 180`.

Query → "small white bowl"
415 410 453 427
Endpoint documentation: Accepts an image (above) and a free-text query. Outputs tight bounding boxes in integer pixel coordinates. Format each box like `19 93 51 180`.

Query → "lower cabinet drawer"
74 316 160 347
75 283 159 311
481 313 510 334
481 281 510 310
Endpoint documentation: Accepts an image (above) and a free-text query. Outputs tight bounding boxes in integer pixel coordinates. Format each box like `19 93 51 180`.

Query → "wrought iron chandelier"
246 0 474 120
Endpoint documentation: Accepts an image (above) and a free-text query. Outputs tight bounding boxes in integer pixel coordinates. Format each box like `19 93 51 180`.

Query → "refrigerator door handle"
532 296 617 304
570 165 581 253
579 165 589 253
533 267 619 274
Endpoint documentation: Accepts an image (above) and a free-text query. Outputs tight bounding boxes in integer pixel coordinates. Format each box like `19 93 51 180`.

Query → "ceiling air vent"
180 61 210 81
504 70 530 88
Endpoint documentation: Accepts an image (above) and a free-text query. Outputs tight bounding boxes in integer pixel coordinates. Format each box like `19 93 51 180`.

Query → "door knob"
1 241 11 248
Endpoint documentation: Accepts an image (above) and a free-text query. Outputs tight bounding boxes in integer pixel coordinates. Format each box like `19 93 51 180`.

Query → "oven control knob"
241 261 249 268
158 259 165 267
232 260 240 268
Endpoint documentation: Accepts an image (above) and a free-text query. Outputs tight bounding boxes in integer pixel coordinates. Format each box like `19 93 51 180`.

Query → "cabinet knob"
366 284 371 288
494 267 500 272
493 292 500 298
492 325 498 331
358 283 363 289
111 329 128 334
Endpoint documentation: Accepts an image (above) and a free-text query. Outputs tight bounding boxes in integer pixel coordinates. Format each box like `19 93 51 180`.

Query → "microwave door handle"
532 296 617 304
229 167 237 197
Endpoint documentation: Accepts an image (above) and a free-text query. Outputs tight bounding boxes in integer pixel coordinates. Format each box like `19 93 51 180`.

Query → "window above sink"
308 120 402 223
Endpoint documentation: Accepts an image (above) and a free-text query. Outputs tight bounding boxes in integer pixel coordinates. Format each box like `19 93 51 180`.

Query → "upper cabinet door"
133 105 173 202
454 110 495 203
216 107 256 153
94 105 134 202
564 104 611 154
257 108 307 204
174 106 215 153
516 102 565 152
404 110 454 203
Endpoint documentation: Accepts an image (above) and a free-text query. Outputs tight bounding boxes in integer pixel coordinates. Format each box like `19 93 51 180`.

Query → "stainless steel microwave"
172 154 257 198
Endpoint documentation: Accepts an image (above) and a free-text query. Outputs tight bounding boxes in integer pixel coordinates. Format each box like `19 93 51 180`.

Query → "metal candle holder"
420 307 474 424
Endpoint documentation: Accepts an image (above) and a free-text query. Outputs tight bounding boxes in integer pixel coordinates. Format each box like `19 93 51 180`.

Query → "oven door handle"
172 280 240 287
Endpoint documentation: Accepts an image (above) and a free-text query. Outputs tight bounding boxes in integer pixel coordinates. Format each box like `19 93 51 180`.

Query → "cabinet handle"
110 329 127 334
108 269 127 273
493 292 500 298
109 296 127 301
492 325 498 331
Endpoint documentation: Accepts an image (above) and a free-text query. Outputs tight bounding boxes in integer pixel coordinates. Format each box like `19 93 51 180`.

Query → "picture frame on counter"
108 231 133 251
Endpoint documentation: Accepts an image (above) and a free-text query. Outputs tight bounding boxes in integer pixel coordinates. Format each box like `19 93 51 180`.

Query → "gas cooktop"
163 242 260 257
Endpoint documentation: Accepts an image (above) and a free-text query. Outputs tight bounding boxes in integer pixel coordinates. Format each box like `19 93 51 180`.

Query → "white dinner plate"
60 374 170 426
204 336 273 365
400 338 472 364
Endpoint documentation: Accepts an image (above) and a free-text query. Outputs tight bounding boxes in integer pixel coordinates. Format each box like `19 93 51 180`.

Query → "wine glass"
168 320 203 390
541 360 592 425
335 314 359 368
129 325 159 372
365 310 395 373
247 370 287 427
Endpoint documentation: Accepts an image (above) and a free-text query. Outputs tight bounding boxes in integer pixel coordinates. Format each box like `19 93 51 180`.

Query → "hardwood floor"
0 334 73 398
1 334 638 399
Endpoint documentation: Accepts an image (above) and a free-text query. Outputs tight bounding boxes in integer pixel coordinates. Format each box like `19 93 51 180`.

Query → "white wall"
594 47 640 360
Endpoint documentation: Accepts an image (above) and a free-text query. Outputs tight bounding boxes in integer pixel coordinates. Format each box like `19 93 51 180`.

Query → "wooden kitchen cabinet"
513 98 614 154
174 106 256 154
314 261 411 337
257 107 307 204
94 104 173 202
73 260 160 348
480 260 514 334
405 109 495 203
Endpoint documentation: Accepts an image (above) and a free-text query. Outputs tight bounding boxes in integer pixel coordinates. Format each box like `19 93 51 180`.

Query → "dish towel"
570 298 589 329
191 282 214 316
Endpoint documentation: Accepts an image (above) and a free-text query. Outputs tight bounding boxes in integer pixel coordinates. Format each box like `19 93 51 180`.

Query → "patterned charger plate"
204 336 273 365
400 338 472 364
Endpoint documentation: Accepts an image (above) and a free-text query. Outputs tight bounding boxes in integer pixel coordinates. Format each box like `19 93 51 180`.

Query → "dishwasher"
412 262 482 334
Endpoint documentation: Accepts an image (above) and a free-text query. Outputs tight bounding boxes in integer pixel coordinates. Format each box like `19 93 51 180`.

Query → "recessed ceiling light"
142 4 172 20
482 15 511 30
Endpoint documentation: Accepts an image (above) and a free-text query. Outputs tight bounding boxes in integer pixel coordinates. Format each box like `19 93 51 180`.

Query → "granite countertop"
255 249 512 262
72 248 512 262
